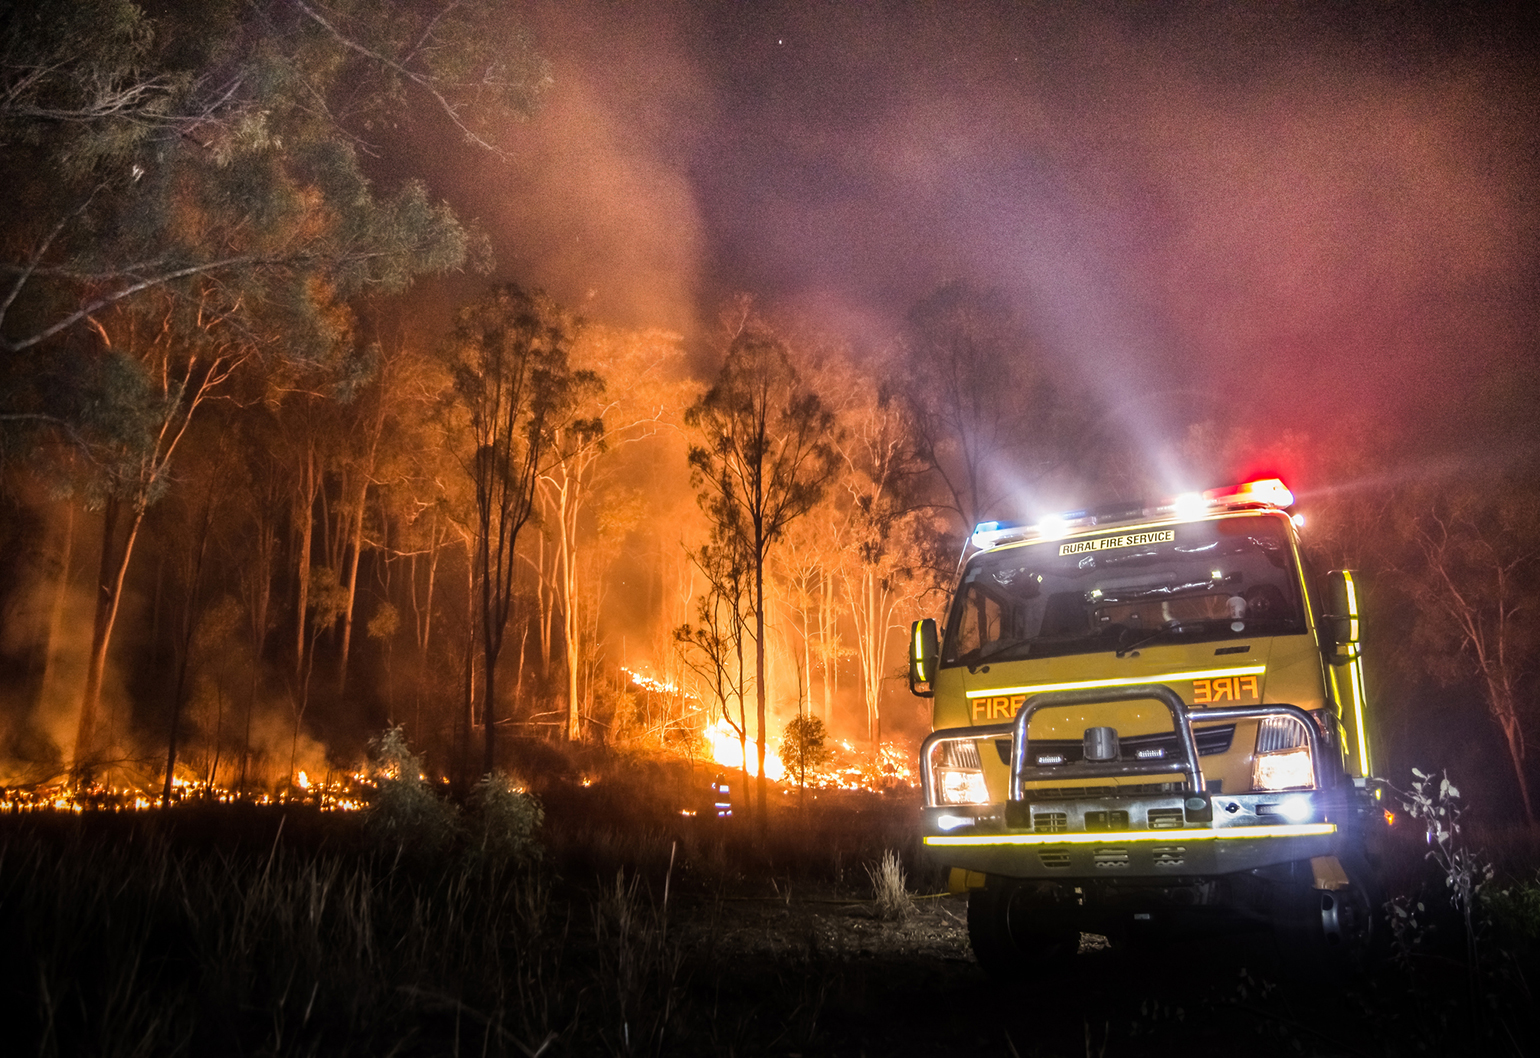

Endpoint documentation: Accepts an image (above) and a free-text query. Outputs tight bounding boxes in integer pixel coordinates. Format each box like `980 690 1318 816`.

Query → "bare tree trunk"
538 533 555 680
240 522 273 797
336 476 368 693
208 685 224 792
162 489 214 807
293 448 317 679
1493 685 1536 826
459 555 475 792
754 555 768 826
558 485 581 740
74 497 147 780
40 501 75 708
819 575 833 726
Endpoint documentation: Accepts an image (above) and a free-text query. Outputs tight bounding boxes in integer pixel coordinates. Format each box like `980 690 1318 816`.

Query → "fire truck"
908 479 1385 975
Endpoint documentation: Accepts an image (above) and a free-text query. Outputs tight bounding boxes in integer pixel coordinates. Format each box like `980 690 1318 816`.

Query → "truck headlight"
929 739 991 805
1252 715 1314 791
938 768 990 805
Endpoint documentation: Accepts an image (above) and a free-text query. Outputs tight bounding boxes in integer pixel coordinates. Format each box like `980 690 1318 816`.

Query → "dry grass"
4 754 1538 1057
865 848 912 922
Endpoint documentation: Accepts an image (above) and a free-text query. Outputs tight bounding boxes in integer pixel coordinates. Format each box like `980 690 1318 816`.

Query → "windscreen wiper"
1116 620 1181 658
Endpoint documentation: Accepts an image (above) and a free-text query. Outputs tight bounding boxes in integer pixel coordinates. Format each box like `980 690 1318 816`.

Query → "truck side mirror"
1325 570 1360 646
908 618 939 697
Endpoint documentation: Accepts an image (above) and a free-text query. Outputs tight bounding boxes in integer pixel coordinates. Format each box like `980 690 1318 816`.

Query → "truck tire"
1273 855 1382 981
967 879 1080 980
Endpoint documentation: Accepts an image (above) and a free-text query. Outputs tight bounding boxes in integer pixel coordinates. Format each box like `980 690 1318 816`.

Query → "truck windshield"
943 514 1307 667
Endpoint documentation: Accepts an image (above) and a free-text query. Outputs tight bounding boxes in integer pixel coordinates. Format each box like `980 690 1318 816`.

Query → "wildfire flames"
704 716 786 781
3 669 917 813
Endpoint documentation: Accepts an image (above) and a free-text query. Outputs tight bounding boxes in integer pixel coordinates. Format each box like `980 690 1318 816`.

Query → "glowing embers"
0 774 369 813
1252 714 1315 791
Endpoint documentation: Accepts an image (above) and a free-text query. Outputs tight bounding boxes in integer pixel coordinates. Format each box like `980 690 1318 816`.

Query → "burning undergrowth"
0 745 937 1058
4 747 1540 1056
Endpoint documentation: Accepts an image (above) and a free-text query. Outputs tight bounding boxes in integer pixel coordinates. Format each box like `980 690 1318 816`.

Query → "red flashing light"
1204 477 1293 509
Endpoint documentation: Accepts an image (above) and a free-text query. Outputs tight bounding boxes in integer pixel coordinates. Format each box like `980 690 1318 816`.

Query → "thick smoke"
425 1 1538 461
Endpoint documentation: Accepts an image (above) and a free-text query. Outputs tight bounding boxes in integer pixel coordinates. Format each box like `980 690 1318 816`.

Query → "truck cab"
909 479 1384 974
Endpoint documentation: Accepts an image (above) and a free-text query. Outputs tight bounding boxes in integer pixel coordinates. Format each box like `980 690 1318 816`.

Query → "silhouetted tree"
449 285 594 778
898 281 1069 533
1399 479 1540 826
686 320 837 823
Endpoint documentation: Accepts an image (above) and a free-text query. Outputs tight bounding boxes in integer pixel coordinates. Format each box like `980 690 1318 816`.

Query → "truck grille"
1038 847 1072 869
1146 808 1185 829
1151 846 1186 867
1033 811 1068 833
1092 848 1129 869
1024 783 1179 801
999 725 1236 766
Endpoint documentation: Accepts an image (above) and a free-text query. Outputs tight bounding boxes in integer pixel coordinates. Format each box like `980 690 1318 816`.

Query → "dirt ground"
655 869 1539 1058
660 881 1330 1058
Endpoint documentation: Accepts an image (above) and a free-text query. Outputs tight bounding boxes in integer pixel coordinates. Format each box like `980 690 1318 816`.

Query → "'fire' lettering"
1238 675 1259 700
1212 678 1233 703
1192 679 1211 704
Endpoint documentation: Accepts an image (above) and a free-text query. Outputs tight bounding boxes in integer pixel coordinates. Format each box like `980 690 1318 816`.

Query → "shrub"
777 713 832 778
363 726 459 856
468 771 544 867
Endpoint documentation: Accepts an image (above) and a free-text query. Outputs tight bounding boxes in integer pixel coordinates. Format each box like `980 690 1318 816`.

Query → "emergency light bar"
969 478 1295 551
1203 477 1294 508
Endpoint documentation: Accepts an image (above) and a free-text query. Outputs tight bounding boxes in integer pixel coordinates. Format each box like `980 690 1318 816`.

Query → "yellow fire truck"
909 478 1384 975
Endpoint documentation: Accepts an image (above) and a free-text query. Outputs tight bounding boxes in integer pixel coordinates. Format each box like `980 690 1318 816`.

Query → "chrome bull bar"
920 684 1330 808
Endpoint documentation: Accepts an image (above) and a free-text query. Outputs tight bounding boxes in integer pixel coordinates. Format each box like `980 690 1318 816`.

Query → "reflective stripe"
924 822 1336 847
964 666 1267 700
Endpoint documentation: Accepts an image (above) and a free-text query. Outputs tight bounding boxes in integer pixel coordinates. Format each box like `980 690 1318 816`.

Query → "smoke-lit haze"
406 0 1539 480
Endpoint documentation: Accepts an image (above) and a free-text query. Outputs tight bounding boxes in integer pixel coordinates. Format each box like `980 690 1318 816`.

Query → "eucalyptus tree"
0 0 544 358
537 325 684 740
831 378 934 749
448 285 596 778
675 532 755 823
1 0 549 778
1398 478 1540 827
686 322 837 820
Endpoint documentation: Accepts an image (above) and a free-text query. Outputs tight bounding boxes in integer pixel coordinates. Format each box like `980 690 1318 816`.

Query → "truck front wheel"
1273 855 1382 981
967 878 1080 979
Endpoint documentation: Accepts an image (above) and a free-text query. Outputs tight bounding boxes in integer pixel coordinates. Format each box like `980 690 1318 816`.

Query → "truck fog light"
938 768 990 805
1253 746 1313 791
1275 794 1313 822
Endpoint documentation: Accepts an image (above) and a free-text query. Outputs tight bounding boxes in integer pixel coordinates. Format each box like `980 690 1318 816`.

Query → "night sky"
402 1 1540 485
